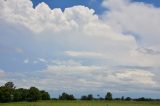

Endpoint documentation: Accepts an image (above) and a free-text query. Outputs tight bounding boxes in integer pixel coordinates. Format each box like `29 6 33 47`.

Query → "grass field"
0 101 160 106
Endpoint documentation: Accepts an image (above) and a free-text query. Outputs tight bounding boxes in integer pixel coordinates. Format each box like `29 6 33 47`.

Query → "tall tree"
81 95 88 100
13 89 22 102
0 86 12 102
18 88 29 101
40 90 50 100
87 94 94 100
0 82 50 103
81 94 94 100
27 87 41 101
0 82 15 102
59 92 75 100
105 92 112 100
4 82 15 89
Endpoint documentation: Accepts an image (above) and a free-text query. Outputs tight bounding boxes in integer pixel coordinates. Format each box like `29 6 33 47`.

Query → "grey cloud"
114 65 155 70
137 47 160 55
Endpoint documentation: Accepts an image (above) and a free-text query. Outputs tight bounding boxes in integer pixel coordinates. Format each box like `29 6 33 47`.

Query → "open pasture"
0 101 160 106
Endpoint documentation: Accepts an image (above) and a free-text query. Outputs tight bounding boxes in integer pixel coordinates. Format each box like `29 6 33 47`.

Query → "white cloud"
102 0 160 48
0 0 98 33
37 60 158 91
115 70 155 85
45 60 102 74
0 60 159 93
99 0 160 67
38 58 48 63
65 51 106 58
24 59 29 64
0 0 160 95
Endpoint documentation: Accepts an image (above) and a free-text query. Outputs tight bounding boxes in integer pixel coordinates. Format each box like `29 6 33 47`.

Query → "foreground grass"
0 101 160 106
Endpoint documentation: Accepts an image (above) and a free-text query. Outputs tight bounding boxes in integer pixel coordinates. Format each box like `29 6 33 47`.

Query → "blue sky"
32 0 105 14
0 0 160 98
133 0 160 7
31 0 160 14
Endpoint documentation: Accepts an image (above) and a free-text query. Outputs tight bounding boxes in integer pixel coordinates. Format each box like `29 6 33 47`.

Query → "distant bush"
81 94 94 100
59 92 76 100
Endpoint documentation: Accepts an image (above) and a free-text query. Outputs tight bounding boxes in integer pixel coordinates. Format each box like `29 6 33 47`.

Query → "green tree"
105 92 112 100
0 82 50 103
13 89 22 102
125 97 132 101
87 94 94 100
0 82 15 102
18 88 28 101
121 96 124 100
40 90 50 100
59 92 75 100
4 82 15 89
27 87 41 101
81 95 88 100
0 86 12 102
81 94 94 100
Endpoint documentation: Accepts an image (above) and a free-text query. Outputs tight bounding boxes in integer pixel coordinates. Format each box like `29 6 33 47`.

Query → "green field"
0 101 160 106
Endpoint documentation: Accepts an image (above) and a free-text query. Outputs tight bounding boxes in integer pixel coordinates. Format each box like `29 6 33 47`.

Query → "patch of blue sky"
32 0 160 15
32 0 105 14
133 0 160 7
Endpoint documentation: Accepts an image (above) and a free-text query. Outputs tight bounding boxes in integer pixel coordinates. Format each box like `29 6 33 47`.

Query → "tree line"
0 82 50 102
0 82 159 103
57 92 160 101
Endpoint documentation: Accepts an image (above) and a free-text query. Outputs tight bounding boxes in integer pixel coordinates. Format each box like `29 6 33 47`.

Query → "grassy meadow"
0 101 160 106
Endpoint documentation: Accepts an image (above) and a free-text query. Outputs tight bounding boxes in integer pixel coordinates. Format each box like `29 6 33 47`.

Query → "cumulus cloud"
100 0 160 67
102 0 160 48
0 0 98 33
0 0 160 96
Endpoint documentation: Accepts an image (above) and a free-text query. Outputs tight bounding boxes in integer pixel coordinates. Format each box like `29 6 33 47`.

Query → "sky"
32 0 105 14
0 0 160 98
